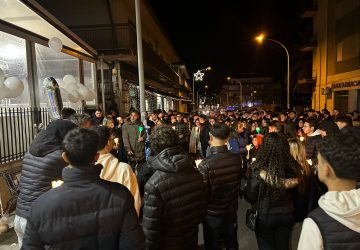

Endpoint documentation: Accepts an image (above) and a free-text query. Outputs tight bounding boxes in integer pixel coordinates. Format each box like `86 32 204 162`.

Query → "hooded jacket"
16 119 77 219
298 189 360 250
142 146 207 250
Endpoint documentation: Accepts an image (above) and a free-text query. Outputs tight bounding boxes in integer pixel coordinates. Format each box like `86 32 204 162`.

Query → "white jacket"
97 153 141 216
298 189 360 250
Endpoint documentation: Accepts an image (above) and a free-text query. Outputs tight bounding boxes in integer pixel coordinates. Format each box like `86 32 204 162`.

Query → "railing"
0 107 82 165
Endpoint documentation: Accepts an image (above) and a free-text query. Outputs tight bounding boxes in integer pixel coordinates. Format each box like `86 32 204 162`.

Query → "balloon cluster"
58 74 96 103
48 37 63 53
0 68 24 100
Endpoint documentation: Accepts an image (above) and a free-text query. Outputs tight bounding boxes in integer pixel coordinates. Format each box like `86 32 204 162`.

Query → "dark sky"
148 0 309 93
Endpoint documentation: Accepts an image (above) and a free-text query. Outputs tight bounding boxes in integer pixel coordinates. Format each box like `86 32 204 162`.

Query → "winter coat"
172 122 190 143
22 165 144 250
305 129 321 167
228 132 248 155
298 189 360 250
198 145 242 216
16 119 77 219
243 170 297 218
122 118 146 162
142 146 207 250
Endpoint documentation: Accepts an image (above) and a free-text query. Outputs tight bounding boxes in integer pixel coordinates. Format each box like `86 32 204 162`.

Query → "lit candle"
51 180 64 188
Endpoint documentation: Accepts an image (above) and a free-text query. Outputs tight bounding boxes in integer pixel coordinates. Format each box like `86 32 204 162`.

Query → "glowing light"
194 70 205 81
255 34 265 43
0 44 20 59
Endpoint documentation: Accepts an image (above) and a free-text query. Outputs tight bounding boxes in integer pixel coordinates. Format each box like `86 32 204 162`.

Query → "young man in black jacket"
198 123 242 250
22 128 144 250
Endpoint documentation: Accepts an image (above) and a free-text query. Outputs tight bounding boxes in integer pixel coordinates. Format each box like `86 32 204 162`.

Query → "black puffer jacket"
198 145 242 216
305 130 321 167
142 146 206 250
22 165 144 249
16 119 77 219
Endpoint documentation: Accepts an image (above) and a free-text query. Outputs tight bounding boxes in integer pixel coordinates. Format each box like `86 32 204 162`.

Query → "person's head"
209 123 230 146
102 118 115 129
199 114 207 124
95 110 103 118
298 119 304 128
261 118 270 128
303 117 319 135
252 113 259 121
307 109 315 117
62 128 99 167
176 113 183 123
151 111 159 121
69 113 92 128
170 115 176 124
317 134 360 187
283 122 297 139
150 125 178 155
195 119 200 127
332 108 340 117
117 116 124 125
319 120 340 138
209 110 216 118
288 111 296 120
183 117 189 124
279 113 287 122
209 117 216 126
252 136 258 147
268 120 281 133
90 126 112 153
335 115 352 130
61 107 76 119
288 139 310 190
130 110 140 123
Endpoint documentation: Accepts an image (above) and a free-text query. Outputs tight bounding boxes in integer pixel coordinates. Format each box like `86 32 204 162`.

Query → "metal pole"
135 0 146 121
116 62 123 116
100 57 106 113
266 38 290 109
192 75 195 111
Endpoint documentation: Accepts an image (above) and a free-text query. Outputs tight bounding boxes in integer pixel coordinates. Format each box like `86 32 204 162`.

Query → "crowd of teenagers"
13 106 360 250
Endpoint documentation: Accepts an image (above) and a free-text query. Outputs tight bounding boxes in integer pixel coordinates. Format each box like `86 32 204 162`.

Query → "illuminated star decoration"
194 70 205 81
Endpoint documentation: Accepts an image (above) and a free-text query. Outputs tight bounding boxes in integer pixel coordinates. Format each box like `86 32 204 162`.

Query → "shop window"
35 43 80 108
0 31 29 107
83 60 96 105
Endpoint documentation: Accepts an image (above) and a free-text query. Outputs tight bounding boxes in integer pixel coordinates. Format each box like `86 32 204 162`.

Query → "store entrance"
334 90 349 114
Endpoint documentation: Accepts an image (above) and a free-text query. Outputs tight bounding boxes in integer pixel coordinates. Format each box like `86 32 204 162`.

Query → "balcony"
300 36 317 52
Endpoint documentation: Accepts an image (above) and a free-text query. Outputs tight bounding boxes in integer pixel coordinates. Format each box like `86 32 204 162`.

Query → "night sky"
148 0 310 93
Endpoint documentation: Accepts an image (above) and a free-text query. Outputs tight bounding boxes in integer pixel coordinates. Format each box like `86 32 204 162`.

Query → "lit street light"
197 85 208 109
192 67 211 110
256 34 290 109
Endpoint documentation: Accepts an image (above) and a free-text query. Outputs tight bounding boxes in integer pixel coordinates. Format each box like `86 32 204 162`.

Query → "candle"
51 180 64 188
114 138 119 145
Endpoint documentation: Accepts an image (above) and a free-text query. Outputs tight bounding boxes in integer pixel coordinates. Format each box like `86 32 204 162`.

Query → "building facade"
303 0 360 114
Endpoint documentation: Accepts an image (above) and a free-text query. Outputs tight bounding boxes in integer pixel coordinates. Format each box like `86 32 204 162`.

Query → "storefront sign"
332 80 359 89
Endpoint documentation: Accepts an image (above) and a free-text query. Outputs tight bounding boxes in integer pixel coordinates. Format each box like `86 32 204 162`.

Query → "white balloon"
0 83 9 99
68 92 80 103
59 87 69 99
4 77 24 98
0 68 4 83
48 37 63 53
63 74 76 84
76 83 83 88
66 83 78 92
79 85 90 99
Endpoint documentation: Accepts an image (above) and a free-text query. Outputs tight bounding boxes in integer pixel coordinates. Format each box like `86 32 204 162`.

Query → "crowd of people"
12 105 360 250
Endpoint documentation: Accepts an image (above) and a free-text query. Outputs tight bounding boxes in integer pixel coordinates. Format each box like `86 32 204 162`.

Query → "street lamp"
197 85 208 109
256 34 290 109
192 67 211 110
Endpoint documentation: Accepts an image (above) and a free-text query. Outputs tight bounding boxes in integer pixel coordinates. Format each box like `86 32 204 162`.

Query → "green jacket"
122 118 146 161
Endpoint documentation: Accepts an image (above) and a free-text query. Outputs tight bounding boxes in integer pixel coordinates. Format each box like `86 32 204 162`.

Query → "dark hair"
283 122 297 139
62 128 99 166
305 117 319 131
252 132 299 196
61 107 76 119
90 126 111 150
319 120 340 137
319 134 360 180
335 115 353 126
230 121 242 139
130 110 140 116
210 123 230 140
69 113 92 127
150 125 178 155
269 120 281 131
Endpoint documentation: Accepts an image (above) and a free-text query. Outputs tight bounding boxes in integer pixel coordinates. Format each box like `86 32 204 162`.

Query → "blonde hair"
288 139 311 193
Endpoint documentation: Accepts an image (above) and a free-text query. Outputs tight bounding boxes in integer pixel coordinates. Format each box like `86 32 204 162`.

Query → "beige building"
303 0 360 113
